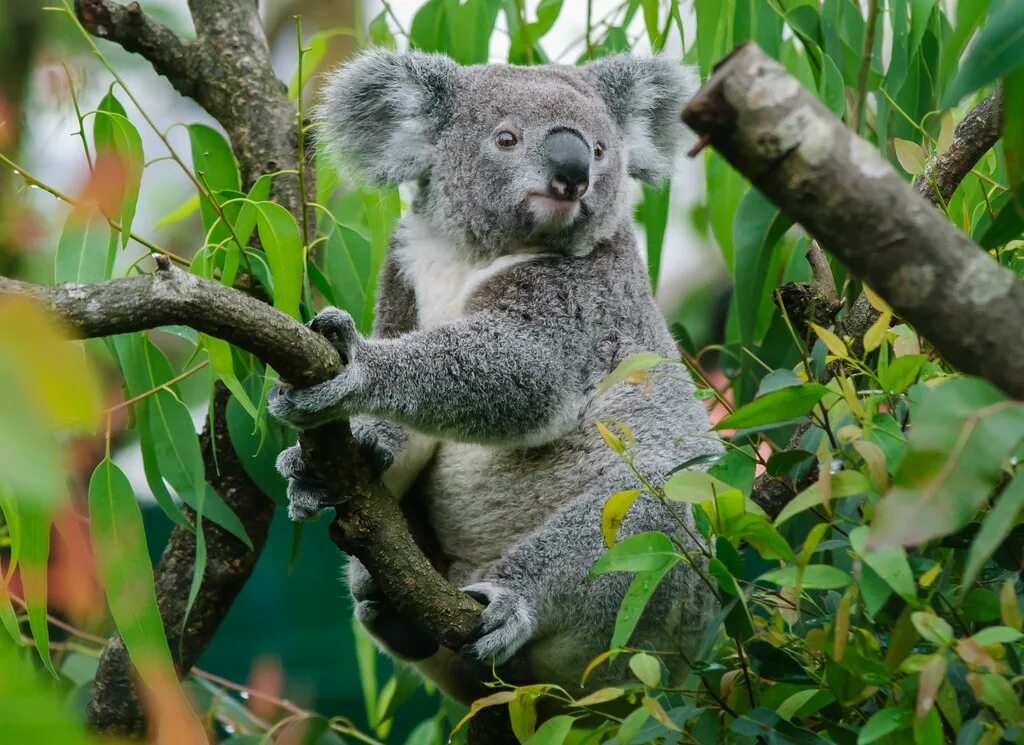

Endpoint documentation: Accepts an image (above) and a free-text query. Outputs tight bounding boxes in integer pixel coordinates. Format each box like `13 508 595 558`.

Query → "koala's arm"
272 264 591 445
346 252 419 472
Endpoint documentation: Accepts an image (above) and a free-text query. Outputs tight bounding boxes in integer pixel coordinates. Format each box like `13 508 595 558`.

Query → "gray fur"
271 50 719 703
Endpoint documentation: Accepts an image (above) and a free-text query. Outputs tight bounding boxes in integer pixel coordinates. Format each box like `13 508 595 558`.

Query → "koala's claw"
286 478 330 521
276 445 347 520
460 581 534 665
309 307 360 362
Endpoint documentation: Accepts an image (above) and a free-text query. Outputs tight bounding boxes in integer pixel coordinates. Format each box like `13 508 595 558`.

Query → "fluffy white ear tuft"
315 48 458 185
584 56 700 183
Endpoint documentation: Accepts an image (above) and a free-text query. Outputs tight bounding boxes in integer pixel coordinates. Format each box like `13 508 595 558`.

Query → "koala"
268 49 721 704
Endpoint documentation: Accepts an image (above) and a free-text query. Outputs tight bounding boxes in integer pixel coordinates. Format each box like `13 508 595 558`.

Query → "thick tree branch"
0 263 484 646
836 91 1004 347
684 46 1021 516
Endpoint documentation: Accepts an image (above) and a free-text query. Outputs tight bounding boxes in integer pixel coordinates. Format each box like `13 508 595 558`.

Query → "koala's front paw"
267 308 367 429
267 370 364 429
275 445 345 520
310 307 361 363
460 581 535 665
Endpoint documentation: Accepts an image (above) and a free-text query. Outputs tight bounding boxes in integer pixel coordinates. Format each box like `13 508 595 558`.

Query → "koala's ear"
316 49 458 185
583 55 699 183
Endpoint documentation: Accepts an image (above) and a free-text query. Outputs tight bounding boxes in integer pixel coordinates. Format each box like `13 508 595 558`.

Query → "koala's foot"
460 581 535 665
356 599 440 660
349 558 439 660
275 445 345 520
267 308 366 428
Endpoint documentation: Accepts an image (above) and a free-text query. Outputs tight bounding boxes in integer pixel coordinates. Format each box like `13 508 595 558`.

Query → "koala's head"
317 50 698 256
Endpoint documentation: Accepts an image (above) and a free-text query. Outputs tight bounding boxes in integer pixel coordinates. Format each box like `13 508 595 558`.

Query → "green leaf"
978 185 1024 248
368 11 397 50
590 532 680 575
761 565 852 590
526 714 574 745
610 562 675 650
732 188 792 355
54 204 112 284
940 0 992 91
715 384 829 431
641 182 670 290
203 336 257 420
871 378 1024 547
858 707 910 744
189 124 241 253
254 202 304 319
19 502 57 676
88 457 177 679
964 472 1024 589
0 632 95 744
910 612 954 647
662 470 735 504
774 470 869 526
850 527 917 604
155 193 200 229
970 626 1024 646
1001 62 1024 189
945 1 1024 105
879 355 926 393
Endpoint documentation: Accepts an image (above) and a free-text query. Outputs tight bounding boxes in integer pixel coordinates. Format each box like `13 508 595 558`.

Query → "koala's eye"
593 141 606 160
496 131 518 148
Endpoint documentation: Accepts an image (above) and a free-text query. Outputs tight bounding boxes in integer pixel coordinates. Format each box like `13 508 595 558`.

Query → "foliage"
0 1 1023 744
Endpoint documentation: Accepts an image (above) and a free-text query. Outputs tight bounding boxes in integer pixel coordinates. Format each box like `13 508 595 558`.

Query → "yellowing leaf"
854 440 889 491
601 489 642 548
863 309 893 353
834 588 853 662
0 296 101 430
862 284 891 314
572 687 626 707
893 137 927 175
810 323 848 359
916 654 947 719
1001 578 1022 630
629 652 661 688
593 352 668 399
641 696 681 731
595 420 625 455
937 112 955 153
452 690 517 734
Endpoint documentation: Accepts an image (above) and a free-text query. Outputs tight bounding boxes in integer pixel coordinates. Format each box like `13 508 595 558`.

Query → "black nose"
544 129 590 200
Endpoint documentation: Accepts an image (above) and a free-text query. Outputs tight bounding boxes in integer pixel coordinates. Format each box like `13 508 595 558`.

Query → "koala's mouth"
526 193 581 228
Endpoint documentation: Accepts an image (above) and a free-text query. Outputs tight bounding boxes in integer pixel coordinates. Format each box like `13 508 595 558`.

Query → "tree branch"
684 46 1021 516
73 0 200 99
0 261 484 650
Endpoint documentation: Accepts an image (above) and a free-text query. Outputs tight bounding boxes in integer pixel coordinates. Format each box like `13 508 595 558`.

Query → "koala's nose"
544 129 590 200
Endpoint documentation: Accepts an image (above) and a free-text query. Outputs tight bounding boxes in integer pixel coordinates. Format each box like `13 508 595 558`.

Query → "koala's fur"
269 49 721 704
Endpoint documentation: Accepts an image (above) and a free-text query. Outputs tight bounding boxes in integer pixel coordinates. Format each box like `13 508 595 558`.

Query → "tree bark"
683 44 1024 398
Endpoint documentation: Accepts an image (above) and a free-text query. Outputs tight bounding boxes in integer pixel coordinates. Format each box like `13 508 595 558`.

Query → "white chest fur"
392 215 540 328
